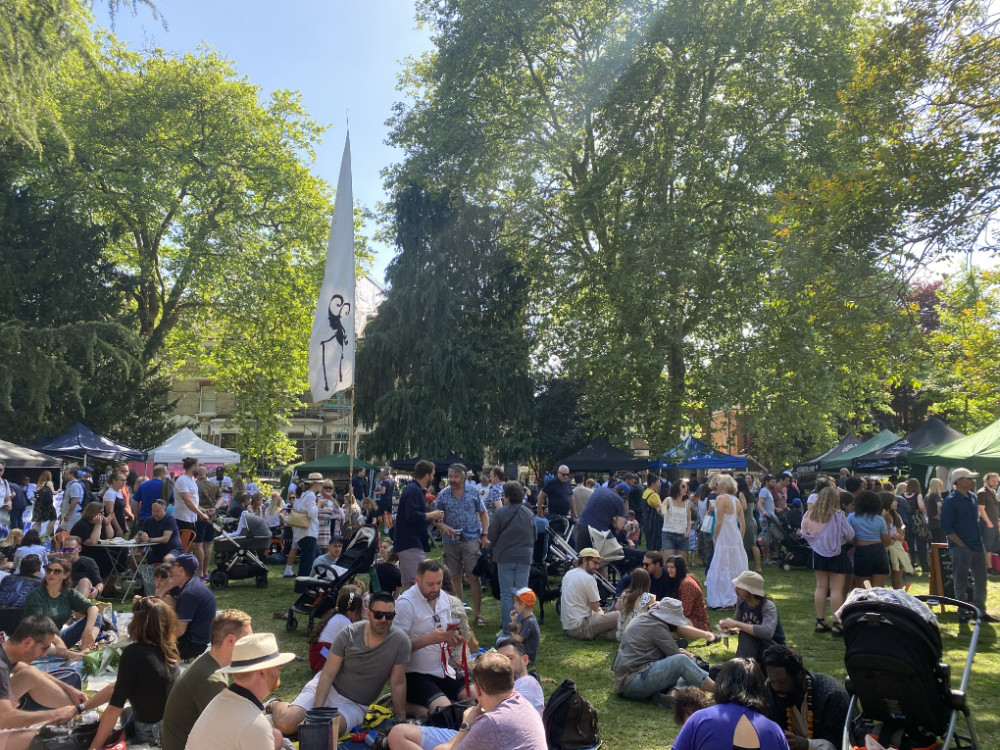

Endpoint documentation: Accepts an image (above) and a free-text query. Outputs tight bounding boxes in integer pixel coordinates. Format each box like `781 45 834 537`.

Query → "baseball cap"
951 467 980 482
173 554 199 576
514 587 536 607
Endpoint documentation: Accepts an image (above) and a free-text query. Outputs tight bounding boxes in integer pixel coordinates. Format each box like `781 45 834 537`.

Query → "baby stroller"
286 526 379 633
549 531 617 607
775 514 811 569
209 522 270 590
838 588 981 750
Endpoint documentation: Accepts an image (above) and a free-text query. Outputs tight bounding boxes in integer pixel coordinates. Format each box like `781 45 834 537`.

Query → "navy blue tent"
33 422 147 462
795 432 863 474
650 435 748 471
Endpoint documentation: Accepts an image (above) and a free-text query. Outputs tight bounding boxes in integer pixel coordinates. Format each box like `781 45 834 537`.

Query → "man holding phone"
394 559 468 716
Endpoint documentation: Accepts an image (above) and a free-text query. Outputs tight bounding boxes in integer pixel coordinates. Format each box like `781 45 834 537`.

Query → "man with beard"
394 559 468 715
184 633 292 750
762 645 848 750
271 592 410 737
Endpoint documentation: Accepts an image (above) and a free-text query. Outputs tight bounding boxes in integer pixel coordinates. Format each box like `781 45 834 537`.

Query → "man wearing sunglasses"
272 592 410 738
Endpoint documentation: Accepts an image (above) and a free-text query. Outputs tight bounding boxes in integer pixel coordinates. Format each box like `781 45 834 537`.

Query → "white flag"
309 134 356 401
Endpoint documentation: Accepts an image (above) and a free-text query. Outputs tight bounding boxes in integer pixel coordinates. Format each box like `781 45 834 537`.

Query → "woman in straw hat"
718 571 786 663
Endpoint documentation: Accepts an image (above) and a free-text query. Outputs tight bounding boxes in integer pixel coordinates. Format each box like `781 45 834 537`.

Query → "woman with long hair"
800 486 854 635
706 475 747 609
23 555 101 652
661 478 691 561
737 476 761 574
88 596 180 748
663 554 714 635
925 477 946 544
12 529 48 573
615 567 654 639
881 491 912 589
849 490 891 590
309 583 365 672
31 470 57 538
672 658 788 750
902 477 929 573
695 481 715 568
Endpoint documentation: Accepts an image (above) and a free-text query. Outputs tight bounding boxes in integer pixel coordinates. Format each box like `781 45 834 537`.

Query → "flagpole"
348 389 355 499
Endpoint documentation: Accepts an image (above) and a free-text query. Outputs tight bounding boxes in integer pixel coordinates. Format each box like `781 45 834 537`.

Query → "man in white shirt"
394 559 467 716
58 468 84 532
560 547 618 640
173 458 211 575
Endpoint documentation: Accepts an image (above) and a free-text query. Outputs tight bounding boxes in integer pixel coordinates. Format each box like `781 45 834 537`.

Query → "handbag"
285 509 311 528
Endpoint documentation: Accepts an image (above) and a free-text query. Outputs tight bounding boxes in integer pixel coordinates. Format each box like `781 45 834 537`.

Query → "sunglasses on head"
371 610 396 620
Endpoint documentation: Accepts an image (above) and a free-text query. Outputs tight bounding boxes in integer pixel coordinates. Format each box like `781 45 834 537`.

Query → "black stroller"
285 526 379 633
209 522 270 590
838 588 981 750
772 513 812 570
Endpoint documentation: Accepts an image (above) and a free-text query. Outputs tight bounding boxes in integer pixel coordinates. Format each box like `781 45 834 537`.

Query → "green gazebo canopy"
909 417 1000 475
818 429 900 472
295 453 377 473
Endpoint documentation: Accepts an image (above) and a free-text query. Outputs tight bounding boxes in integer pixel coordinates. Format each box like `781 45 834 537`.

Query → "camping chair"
179 528 196 553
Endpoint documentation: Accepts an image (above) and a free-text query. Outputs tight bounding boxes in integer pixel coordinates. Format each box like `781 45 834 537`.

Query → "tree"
505 376 591 482
46 41 347 363
922 269 1000 433
355 183 532 462
389 0 874 459
0 145 172 446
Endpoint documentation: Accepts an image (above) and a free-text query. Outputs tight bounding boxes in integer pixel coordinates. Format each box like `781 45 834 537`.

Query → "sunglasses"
60 548 77 553
46 568 66 575
371 610 396 620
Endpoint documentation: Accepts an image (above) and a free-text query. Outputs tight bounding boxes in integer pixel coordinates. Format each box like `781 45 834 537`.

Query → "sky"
92 1 435 285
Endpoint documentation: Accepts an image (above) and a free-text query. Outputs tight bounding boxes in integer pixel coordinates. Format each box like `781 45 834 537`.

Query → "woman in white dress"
706 474 748 608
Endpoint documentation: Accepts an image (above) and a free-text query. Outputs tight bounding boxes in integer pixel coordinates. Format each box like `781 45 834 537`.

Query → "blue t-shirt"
849 512 888 542
140 514 182 562
577 486 625 532
436 485 486 539
134 479 167 520
173 579 216 646
673 702 789 750
377 478 395 514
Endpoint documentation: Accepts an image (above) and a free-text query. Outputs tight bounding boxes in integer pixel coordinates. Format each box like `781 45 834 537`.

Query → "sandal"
814 620 832 633
475 615 487 628
831 623 844 637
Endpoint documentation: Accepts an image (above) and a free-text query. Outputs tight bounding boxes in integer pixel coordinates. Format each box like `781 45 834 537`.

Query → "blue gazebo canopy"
650 435 748 471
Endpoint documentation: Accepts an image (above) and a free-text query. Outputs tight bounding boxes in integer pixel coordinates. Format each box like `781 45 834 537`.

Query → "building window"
199 385 217 415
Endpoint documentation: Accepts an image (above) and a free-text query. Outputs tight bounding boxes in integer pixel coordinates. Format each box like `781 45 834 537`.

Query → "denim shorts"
662 531 688 551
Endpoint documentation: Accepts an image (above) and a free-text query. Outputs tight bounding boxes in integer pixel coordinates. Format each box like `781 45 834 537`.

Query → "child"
507 586 540 663
623 510 640 547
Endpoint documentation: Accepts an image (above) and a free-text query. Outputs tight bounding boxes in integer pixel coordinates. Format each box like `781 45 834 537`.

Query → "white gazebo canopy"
148 428 240 465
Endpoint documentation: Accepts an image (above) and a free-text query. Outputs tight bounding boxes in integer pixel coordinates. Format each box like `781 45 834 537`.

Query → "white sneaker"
283 566 294 577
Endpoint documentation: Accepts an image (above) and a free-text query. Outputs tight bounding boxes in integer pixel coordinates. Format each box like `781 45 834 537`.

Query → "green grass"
213 557 1000 749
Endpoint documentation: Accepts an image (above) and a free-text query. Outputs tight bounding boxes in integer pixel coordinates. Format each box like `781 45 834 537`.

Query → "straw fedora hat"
218 633 295 673
306 472 325 484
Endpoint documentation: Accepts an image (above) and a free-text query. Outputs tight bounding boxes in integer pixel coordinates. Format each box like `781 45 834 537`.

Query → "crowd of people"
0 455 996 750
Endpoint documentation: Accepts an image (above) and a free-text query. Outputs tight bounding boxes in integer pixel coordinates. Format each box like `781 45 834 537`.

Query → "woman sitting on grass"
672 657 790 750
308 583 365 672
663 555 713 634
615 567 655 639
23 556 100 654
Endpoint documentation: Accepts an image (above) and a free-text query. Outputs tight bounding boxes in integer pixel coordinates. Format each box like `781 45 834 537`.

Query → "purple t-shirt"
672 703 789 750
462 691 546 750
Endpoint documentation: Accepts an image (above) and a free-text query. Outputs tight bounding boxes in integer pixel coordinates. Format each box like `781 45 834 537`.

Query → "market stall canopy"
818 429 899 472
795 432 863 474
651 435 748 471
390 453 481 474
852 418 964 472
33 422 147 462
296 453 377 473
558 438 648 473
908 417 1000 475
0 439 61 469
147 428 240 465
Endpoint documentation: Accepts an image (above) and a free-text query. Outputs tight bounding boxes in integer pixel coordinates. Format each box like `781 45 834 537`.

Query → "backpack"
543 678 600 750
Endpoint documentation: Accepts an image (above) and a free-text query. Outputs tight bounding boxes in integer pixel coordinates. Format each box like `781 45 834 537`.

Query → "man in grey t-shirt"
272 593 409 737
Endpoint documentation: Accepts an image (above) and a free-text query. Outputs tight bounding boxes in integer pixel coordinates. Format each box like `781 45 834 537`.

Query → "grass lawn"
213 555 1000 749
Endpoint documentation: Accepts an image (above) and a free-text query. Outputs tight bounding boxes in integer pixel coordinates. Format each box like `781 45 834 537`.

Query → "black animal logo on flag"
321 294 352 391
